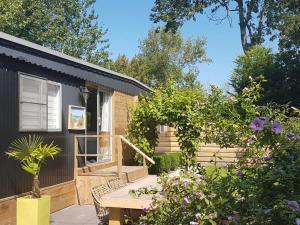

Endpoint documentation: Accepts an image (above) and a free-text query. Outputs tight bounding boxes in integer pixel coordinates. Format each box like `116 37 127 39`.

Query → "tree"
150 0 294 53
109 29 210 88
0 0 110 65
230 46 300 106
230 46 276 93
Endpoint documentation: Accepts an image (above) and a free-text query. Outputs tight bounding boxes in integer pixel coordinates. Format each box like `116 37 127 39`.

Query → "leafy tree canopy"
150 0 297 53
230 46 300 107
0 0 110 65
109 28 210 88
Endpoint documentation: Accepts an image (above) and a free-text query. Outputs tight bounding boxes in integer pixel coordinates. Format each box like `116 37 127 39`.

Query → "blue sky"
95 1 248 89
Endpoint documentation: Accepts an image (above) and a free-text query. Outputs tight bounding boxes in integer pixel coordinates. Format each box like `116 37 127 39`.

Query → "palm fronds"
6 135 61 198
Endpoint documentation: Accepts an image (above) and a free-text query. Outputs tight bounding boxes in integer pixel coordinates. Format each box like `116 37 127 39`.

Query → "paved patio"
50 205 99 225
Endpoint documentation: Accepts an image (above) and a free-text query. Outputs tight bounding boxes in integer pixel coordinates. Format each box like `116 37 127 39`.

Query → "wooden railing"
74 134 154 178
120 135 155 166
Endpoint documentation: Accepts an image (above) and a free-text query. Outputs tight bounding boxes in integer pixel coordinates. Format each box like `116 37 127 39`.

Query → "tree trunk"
32 176 41 198
236 0 249 53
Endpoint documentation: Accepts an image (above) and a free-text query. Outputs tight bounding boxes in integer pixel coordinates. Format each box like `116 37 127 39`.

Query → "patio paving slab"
51 205 99 225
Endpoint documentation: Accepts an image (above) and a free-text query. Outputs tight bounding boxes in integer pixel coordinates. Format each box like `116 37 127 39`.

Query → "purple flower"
246 135 257 146
182 179 190 187
271 122 282 134
142 207 148 213
288 133 300 142
249 117 265 132
296 218 300 225
196 174 205 180
182 211 187 216
264 156 271 161
183 197 190 206
236 170 244 177
288 200 300 211
288 133 296 139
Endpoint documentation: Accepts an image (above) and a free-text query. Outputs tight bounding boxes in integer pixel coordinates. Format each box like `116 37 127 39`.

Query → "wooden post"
74 135 79 204
109 208 124 225
117 136 122 178
143 156 146 168
74 136 78 178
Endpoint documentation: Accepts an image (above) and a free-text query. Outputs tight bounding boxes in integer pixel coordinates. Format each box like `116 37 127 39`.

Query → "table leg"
109 208 124 225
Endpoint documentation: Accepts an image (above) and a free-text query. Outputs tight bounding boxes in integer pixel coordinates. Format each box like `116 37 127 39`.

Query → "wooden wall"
112 92 138 165
112 91 138 136
155 127 180 153
0 181 76 225
155 127 242 166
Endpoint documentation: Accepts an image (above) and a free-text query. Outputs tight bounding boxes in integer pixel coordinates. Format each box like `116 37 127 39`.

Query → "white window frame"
19 72 62 132
47 81 62 132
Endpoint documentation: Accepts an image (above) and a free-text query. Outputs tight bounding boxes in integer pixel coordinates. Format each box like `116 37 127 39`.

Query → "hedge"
149 152 181 174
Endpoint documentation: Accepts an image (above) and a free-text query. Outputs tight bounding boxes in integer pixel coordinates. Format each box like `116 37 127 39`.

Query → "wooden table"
101 175 159 225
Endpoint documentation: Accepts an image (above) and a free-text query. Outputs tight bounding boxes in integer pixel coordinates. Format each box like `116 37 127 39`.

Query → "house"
0 32 151 223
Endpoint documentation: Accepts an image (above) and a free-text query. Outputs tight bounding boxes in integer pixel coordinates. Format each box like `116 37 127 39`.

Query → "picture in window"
68 105 86 130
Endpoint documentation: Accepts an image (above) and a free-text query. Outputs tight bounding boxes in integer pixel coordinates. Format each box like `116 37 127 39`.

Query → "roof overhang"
0 32 151 96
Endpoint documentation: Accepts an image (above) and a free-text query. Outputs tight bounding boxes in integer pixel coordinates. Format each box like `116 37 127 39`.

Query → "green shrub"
149 152 181 174
135 117 300 225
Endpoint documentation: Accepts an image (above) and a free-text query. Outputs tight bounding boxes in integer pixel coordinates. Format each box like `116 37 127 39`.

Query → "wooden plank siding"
0 181 76 225
155 127 242 166
112 92 138 165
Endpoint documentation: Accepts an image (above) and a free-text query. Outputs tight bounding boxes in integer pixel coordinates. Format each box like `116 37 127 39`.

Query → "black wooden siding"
0 55 85 198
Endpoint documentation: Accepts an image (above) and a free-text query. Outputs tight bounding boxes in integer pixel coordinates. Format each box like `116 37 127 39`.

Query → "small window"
19 73 62 132
157 125 168 133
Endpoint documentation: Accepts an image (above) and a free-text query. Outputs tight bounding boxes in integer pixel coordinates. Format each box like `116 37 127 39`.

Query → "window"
19 73 62 132
157 125 168 133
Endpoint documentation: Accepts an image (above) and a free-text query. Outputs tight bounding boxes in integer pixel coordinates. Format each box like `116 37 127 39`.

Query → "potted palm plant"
6 135 61 225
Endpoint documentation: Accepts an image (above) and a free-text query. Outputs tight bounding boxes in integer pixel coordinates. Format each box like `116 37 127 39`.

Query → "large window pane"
48 83 61 131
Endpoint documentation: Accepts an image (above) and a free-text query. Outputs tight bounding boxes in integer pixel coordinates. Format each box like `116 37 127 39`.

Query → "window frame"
18 72 62 132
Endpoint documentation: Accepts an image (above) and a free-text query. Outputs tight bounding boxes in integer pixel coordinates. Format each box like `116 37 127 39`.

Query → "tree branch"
236 0 249 52
256 0 268 44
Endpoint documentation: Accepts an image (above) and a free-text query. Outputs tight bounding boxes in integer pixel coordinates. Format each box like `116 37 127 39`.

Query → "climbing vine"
127 80 286 168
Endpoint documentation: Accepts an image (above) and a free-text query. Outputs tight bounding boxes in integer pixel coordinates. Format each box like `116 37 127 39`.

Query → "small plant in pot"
6 135 60 225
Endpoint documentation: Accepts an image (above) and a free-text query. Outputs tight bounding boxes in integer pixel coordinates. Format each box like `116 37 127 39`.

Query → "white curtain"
101 92 110 132
99 92 111 161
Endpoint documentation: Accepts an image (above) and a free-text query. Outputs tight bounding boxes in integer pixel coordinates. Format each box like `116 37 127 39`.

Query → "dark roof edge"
0 32 152 92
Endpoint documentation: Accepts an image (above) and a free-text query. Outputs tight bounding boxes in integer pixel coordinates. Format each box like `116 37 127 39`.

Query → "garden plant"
6 135 61 198
128 79 300 224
